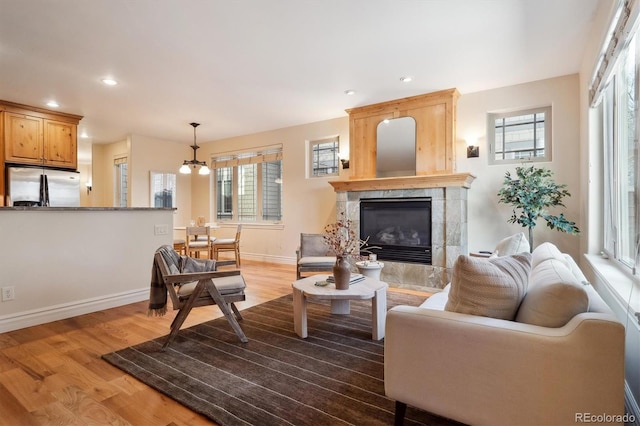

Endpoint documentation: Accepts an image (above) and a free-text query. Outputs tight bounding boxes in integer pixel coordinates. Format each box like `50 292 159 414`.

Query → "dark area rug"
103 292 462 426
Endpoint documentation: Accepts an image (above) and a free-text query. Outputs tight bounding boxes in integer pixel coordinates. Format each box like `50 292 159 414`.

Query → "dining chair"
212 224 242 267
185 226 213 258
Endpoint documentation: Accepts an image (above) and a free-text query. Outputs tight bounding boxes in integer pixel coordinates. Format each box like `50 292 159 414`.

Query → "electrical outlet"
2 286 15 302
154 224 169 235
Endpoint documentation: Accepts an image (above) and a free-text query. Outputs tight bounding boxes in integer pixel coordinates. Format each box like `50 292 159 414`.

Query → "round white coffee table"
355 261 385 280
291 274 388 340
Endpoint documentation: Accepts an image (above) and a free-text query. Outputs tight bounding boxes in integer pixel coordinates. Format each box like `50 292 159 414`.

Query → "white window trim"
487 106 552 165
307 135 340 178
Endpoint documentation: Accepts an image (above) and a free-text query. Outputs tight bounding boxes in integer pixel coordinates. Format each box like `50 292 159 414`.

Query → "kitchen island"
0 207 173 332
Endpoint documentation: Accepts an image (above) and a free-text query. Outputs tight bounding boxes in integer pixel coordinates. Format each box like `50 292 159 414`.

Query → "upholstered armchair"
296 233 336 279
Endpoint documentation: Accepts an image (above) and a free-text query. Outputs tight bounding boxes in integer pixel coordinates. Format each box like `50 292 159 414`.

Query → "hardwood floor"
0 260 429 426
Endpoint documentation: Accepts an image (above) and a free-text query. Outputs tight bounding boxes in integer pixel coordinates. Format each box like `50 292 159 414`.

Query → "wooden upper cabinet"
44 119 77 167
4 112 43 164
1 101 82 170
346 88 459 179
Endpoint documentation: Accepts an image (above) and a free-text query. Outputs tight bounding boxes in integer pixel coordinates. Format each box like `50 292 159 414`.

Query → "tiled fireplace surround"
332 176 473 291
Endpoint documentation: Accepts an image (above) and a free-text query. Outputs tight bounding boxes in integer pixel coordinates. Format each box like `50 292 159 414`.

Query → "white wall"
190 117 350 263
456 74 582 260
129 134 192 231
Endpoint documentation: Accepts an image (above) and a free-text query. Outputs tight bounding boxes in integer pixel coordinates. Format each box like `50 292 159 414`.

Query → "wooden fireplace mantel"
329 173 476 192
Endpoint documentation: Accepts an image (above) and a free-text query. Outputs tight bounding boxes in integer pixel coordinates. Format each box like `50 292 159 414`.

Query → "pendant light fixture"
179 122 210 175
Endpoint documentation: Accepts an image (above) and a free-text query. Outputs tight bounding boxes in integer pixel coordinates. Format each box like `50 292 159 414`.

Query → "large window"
488 107 552 164
600 30 639 270
212 147 283 223
309 136 339 177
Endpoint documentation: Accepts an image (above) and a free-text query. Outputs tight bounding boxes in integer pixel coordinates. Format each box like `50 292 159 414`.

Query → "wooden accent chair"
296 233 336 279
212 224 242 267
153 247 248 349
185 226 213 258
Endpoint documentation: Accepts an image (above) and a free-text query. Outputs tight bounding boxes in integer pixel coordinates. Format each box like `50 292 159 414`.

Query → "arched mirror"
376 116 416 177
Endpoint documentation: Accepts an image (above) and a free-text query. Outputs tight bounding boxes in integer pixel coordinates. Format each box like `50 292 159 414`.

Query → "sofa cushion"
531 241 569 269
515 258 589 327
298 256 336 266
493 232 530 256
444 253 531 320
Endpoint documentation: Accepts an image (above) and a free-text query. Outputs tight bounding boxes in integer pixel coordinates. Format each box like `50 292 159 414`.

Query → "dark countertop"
0 207 176 211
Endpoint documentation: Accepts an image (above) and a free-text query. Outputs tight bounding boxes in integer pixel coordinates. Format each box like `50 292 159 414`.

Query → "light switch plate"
154 224 169 235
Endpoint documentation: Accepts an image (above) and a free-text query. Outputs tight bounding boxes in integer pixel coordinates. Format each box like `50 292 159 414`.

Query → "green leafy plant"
497 165 580 252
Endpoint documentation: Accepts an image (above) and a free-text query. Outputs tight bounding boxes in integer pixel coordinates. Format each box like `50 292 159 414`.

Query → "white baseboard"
222 252 297 265
0 288 149 333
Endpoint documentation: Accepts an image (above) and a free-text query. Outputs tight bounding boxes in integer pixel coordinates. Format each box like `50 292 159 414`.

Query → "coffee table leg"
331 299 350 314
292 287 307 338
372 287 387 340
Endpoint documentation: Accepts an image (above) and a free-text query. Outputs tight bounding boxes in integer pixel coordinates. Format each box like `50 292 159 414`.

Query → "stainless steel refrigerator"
6 165 81 207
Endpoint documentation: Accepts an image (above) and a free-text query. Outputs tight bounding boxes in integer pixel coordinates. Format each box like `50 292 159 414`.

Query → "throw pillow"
493 232 530 256
515 259 589 327
445 253 532 320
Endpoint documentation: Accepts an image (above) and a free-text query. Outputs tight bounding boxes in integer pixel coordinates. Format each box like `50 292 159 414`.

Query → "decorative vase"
333 256 351 290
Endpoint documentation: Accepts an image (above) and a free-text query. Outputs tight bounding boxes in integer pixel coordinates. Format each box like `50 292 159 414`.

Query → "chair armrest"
162 269 241 284
384 306 625 425
215 260 238 268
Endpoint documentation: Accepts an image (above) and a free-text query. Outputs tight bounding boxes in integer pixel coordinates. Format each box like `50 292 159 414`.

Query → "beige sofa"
385 243 625 426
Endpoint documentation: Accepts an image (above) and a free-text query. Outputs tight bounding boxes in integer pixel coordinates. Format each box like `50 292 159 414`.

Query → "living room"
1 0 639 424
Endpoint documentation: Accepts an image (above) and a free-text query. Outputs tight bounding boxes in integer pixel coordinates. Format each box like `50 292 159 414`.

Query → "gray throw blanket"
148 245 217 316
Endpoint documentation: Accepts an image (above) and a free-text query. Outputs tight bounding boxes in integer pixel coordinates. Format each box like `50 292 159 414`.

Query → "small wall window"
309 136 339 177
488 106 552 164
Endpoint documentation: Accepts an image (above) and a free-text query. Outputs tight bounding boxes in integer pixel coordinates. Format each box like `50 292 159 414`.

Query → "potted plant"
497 165 580 252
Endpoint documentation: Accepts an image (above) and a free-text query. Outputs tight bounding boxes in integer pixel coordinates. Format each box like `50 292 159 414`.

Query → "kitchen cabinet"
0 100 83 205
4 110 79 168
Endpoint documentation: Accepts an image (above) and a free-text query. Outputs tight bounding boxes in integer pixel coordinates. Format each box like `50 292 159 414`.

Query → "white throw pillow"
515 258 589 327
445 253 532 320
493 232 530 256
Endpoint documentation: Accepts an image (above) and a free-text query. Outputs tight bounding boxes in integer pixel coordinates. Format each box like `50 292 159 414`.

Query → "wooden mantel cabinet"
0 100 83 206
345 88 460 179
1 101 82 169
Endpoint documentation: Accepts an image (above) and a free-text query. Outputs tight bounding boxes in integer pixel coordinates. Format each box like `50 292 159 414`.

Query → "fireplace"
359 198 432 264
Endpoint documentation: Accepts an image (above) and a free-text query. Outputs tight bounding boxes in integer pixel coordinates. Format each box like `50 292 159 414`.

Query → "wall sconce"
85 182 92 194
340 159 350 169
467 145 479 158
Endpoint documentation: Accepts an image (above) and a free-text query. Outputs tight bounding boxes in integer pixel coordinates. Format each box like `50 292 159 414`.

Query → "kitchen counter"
0 207 174 333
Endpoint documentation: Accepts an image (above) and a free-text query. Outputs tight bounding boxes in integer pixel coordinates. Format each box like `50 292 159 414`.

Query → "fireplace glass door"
359 198 432 264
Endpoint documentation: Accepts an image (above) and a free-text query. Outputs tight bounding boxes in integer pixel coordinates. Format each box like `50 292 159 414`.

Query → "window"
599 29 639 271
212 147 283 223
309 137 339 177
114 156 128 207
488 107 552 164
150 172 176 208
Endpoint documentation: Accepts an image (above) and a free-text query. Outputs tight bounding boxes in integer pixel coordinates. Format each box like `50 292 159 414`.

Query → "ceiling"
0 0 603 148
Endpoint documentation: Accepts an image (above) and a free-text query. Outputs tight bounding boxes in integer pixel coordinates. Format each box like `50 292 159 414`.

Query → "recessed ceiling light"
80 130 89 138
400 76 413 83
344 89 356 95
102 78 118 86
46 100 59 108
